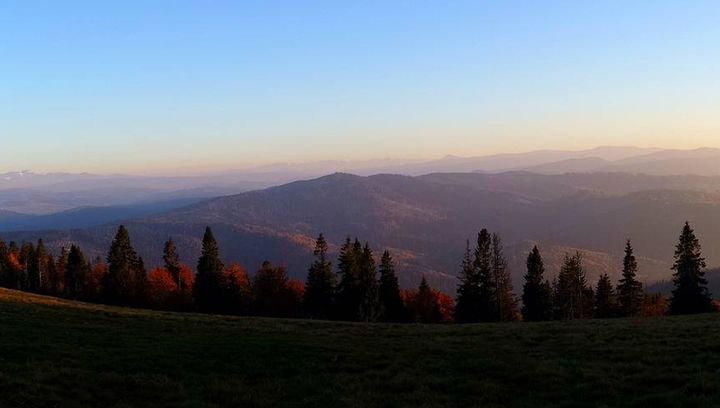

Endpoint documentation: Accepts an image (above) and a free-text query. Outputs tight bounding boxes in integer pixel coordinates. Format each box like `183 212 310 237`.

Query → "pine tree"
491 234 516 321
83 256 106 302
0 239 8 287
522 246 552 321
163 239 182 289
669 222 714 315
19 241 35 291
378 250 407 322
455 239 481 323
33 239 50 294
65 245 89 300
304 234 336 319
595 274 616 318
52 247 69 296
616 240 644 316
475 230 497 321
104 225 142 306
135 256 148 306
555 252 592 320
357 243 379 322
336 237 362 320
194 227 226 314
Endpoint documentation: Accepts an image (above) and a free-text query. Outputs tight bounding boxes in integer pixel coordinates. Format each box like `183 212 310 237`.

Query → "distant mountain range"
6 171 720 295
520 148 720 176
3 146 720 191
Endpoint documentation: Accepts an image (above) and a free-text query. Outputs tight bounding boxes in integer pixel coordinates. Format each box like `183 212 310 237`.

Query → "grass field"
1 288 719 407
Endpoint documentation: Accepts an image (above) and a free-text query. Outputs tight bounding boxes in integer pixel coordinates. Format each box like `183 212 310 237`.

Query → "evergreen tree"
303 234 336 319
33 239 50 294
0 239 7 287
595 274 616 318
521 246 552 321
194 226 226 313
616 240 644 316
455 239 481 323
52 247 69 296
83 256 106 302
104 225 142 306
475 230 497 321
491 234 516 321
378 250 407 322
555 252 592 320
19 241 35 291
163 239 182 289
135 256 148 306
669 222 714 315
357 243 379 322
65 245 89 299
336 237 362 320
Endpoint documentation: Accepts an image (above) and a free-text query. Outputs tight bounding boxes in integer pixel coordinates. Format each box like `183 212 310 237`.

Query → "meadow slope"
0 288 719 407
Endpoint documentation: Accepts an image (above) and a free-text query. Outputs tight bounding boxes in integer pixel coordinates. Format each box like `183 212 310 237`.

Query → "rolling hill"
7 171 720 293
1 287 719 407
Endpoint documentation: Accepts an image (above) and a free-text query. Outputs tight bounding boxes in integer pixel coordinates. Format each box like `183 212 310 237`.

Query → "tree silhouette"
522 246 552 321
456 239 481 323
194 227 226 313
378 250 407 322
104 226 143 306
616 240 644 316
595 274 616 318
304 234 336 319
357 243 379 322
669 222 714 315
492 234 516 321
336 237 362 321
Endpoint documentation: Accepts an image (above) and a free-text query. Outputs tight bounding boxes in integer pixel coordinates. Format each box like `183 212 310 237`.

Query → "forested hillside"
8 172 720 292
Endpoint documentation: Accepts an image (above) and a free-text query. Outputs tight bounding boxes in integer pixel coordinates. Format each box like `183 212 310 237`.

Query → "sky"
1 1 720 174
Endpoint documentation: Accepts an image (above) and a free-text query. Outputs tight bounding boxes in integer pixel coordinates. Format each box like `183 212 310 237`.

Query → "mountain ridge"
6 171 720 294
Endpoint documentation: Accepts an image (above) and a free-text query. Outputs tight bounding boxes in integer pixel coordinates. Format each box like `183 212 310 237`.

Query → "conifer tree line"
0 222 715 322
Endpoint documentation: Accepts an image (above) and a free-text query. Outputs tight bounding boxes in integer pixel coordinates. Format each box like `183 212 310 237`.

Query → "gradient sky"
2 1 720 174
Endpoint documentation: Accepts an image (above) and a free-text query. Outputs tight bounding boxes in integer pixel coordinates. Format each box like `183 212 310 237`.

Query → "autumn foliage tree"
224 263 251 314
147 267 178 309
1 223 718 324
252 261 301 317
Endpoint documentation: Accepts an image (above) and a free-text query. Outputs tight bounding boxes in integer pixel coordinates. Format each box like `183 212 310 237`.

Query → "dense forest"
0 222 715 323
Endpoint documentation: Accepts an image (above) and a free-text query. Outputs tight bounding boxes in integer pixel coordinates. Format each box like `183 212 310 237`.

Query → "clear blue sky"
1 1 719 174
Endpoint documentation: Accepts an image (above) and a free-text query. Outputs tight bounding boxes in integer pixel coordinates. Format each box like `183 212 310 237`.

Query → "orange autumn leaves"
146 262 305 314
147 265 194 310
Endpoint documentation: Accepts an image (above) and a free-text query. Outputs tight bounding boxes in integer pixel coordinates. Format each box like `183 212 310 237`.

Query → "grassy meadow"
0 288 719 407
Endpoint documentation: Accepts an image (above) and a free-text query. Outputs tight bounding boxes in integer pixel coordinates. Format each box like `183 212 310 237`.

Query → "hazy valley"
4 146 720 294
